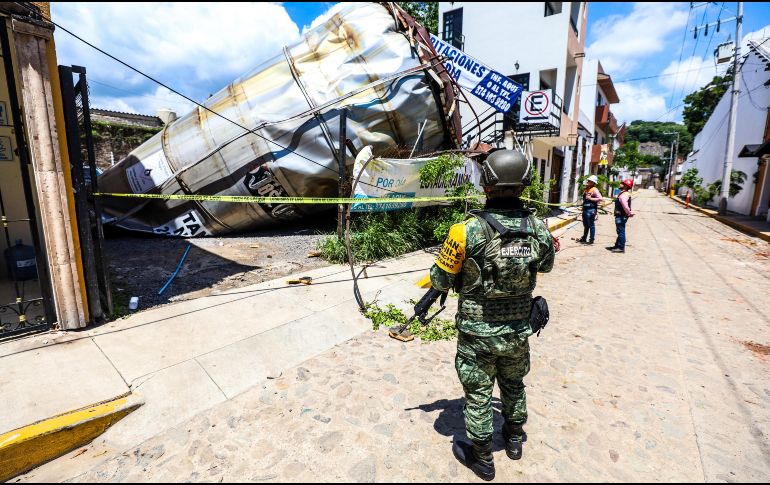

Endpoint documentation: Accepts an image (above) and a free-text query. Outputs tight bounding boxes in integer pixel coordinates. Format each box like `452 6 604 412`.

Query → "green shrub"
363 300 457 341
521 172 554 217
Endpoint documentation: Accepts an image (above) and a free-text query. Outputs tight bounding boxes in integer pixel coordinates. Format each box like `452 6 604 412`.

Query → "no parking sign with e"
519 90 555 124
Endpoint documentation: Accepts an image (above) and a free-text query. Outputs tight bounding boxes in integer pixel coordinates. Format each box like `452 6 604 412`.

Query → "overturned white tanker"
98 2 461 236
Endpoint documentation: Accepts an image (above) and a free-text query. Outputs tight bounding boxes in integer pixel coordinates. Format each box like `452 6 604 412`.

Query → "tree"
613 140 659 175
680 168 703 190
624 120 692 157
397 2 438 34
710 169 748 198
682 72 733 137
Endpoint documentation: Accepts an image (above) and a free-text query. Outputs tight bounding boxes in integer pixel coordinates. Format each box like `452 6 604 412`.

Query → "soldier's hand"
552 235 561 252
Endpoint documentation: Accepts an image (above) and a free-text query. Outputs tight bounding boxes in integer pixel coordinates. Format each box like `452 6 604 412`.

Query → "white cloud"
612 83 670 124
743 24 770 48
90 86 194 116
587 2 689 75
659 55 727 98
52 3 301 114
301 3 340 34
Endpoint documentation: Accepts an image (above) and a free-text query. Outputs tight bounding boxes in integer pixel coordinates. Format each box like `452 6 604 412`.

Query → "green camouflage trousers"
455 331 531 442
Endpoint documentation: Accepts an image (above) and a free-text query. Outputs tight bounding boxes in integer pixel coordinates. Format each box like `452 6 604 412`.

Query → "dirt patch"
721 237 758 246
741 340 770 359
104 219 335 318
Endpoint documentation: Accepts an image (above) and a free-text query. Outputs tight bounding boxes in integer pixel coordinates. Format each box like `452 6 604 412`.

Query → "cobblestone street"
17 193 770 482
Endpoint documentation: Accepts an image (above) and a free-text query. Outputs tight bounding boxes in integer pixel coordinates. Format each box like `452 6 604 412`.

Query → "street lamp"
663 131 680 195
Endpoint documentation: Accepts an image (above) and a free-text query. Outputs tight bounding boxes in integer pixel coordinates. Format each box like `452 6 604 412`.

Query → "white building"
438 2 588 204
684 39 770 218
578 58 621 198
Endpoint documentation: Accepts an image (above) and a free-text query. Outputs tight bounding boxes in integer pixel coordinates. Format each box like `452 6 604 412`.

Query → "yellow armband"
435 222 467 274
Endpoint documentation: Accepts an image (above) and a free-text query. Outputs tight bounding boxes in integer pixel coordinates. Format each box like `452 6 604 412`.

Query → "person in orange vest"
578 175 602 244
606 179 635 253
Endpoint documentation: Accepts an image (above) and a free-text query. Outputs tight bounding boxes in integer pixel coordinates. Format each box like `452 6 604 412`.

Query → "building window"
503 73 530 130
596 92 605 107
570 2 581 35
539 69 556 90
545 2 563 16
442 8 463 49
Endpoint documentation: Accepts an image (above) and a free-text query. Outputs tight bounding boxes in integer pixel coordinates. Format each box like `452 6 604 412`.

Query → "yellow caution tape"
93 192 483 205
96 191 656 207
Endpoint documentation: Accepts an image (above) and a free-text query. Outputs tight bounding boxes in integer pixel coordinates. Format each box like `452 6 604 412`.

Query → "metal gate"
0 19 55 339
59 65 112 322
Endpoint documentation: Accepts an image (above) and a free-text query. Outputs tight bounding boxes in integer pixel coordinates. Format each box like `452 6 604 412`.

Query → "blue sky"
586 2 770 123
51 2 770 125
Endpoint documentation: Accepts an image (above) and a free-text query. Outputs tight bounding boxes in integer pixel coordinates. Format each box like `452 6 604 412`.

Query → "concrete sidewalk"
670 195 770 243
1 248 456 478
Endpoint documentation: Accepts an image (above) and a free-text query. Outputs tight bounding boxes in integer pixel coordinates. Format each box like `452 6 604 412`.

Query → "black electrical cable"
14 2 341 176
23 2 457 201
678 4 710 105
668 5 693 110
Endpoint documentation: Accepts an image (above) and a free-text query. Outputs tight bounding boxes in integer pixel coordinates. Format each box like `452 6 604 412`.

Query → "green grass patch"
316 205 470 263
362 300 457 341
109 288 131 320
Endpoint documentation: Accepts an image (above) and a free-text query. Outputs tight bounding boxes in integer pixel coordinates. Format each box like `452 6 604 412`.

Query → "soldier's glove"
530 296 549 337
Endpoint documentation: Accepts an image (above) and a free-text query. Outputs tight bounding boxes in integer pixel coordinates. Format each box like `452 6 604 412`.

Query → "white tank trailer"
98 2 461 236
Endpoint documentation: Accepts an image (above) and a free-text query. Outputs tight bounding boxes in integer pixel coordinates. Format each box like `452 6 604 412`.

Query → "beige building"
0 2 102 339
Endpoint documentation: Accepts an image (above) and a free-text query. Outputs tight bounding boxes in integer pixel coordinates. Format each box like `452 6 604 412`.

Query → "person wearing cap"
429 149 556 480
578 175 602 244
606 179 635 253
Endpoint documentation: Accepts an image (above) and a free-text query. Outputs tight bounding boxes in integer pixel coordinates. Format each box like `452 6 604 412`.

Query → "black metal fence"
59 65 113 322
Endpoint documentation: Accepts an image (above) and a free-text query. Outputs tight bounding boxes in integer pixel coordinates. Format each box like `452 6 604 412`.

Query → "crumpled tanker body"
98 2 459 236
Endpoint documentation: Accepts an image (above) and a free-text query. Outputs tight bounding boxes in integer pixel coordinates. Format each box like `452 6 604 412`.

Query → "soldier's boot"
452 439 495 481
502 423 527 460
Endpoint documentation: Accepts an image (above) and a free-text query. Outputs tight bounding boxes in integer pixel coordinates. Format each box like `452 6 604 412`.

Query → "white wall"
684 45 770 214
579 59 599 130
439 2 572 92
440 2 584 203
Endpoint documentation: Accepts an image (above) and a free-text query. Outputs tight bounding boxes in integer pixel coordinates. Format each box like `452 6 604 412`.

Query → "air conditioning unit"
715 41 734 64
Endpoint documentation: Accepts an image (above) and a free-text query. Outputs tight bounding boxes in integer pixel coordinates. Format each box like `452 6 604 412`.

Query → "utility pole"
664 131 679 195
718 2 743 215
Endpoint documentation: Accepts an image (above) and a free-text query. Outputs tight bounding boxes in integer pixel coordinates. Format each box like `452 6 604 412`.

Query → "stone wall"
91 119 162 171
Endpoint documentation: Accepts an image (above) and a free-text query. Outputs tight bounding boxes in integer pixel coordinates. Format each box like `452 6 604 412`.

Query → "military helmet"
480 149 531 187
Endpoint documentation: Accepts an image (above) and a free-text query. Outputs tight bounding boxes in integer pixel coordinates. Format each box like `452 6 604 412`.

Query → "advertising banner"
351 155 481 212
429 35 523 115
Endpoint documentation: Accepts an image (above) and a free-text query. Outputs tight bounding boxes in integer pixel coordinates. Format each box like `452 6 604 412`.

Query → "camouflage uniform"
431 206 555 443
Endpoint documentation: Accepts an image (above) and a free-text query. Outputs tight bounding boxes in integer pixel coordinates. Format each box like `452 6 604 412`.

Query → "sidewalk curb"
669 195 770 243
0 393 143 482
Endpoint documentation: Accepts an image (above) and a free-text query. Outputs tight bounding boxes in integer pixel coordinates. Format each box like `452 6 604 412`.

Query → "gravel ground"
104 218 336 315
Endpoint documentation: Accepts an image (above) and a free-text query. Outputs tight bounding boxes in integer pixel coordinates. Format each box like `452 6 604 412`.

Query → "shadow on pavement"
406 397 508 452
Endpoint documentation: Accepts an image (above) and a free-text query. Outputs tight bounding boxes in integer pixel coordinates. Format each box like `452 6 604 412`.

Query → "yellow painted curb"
669 195 770 243
415 274 432 288
0 394 142 482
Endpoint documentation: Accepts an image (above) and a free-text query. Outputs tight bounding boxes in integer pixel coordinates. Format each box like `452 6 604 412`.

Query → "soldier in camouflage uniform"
430 150 555 481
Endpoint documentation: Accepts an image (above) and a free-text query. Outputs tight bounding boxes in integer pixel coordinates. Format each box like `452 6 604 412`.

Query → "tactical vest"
455 210 539 326
582 189 598 210
614 192 632 216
